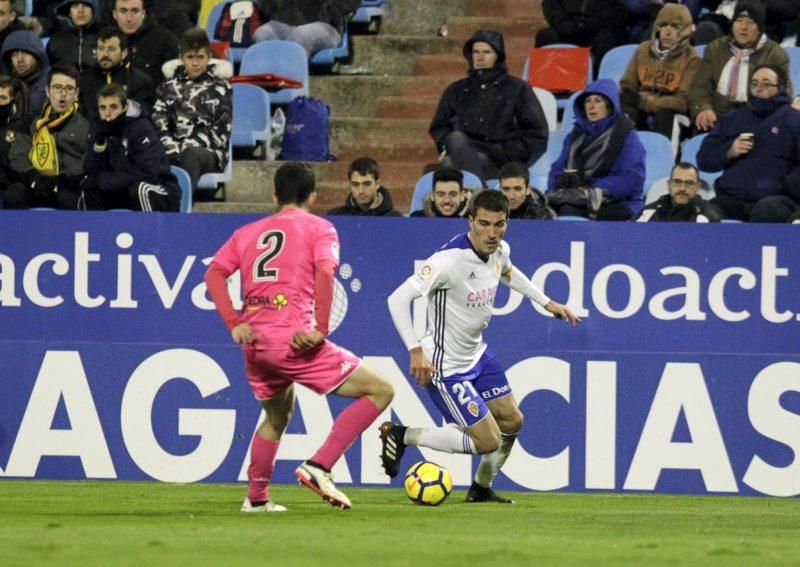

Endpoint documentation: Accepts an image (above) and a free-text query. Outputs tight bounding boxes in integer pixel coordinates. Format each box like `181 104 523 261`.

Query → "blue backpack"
281 96 334 162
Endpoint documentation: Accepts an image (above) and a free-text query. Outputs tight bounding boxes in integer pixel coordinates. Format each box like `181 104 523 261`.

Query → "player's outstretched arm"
544 300 581 326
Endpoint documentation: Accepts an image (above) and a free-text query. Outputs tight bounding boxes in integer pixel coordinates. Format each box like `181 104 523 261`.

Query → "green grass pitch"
1 481 798 565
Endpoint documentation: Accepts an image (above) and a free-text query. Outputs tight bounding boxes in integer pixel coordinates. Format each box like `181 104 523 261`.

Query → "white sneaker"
295 462 352 510
240 498 287 513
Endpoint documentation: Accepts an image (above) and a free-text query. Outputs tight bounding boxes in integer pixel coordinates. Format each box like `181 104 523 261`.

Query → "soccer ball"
404 461 453 506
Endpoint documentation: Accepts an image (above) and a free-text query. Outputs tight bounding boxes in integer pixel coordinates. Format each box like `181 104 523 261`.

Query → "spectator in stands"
253 0 359 56
152 28 232 194
29 0 61 36
111 0 179 84
0 74 26 205
79 26 155 118
0 29 49 116
547 78 646 220
620 4 701 138
536 0 628 75
688 1 791 132
410 166 474 218
498 161 555 220
46 0 100 72
4 64 88 209
429 30 548 184
327 156 403 216
0 0 24 50
635 162 720 221
101 0 194 40
697 63 800 222
623 0 702 44
79 83 179 211
696 1 800 45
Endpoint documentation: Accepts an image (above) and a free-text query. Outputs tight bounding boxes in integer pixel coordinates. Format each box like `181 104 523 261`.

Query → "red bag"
210 41 231 61
527 47 591 94
229 73 304 90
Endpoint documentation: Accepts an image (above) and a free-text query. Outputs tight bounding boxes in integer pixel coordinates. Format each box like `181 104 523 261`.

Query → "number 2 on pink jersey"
253 230 285 282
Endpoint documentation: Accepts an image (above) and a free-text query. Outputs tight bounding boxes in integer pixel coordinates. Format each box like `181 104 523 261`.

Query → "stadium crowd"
0 0 799 223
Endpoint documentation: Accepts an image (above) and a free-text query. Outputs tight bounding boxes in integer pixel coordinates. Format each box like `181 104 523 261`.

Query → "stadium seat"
522 44 593 110
239 40 309 105
196 139 234 199
557 215 589 221
638 131 675 193
529 129 569 190
694 44 706 58
205 1 254 64
351 0 388 33
408 170 483 216
597 44 637 84
171 166 193 212
783 46 800 92
558 91 582 130
310 27 350 71
680 133 722 187
232 84 271 158
532 87 558 131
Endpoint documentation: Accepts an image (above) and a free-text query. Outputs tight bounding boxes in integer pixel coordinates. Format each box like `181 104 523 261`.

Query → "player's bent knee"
502 410 524 435
472 433 501 454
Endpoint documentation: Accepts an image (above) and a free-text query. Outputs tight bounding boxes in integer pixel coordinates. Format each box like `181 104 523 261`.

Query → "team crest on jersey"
419 264 433 280
467 401 479 417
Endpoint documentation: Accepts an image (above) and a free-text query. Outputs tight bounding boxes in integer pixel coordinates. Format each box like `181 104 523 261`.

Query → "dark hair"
751 63 787 90
98 26 128 50
498 161 529 185
468 189 510 219
671 161 699 179
97 83 128 105
47 63 80 86
179 27 211 54
274 162 315 205
0 74 27 118
348 157 379 181
432 165 463 191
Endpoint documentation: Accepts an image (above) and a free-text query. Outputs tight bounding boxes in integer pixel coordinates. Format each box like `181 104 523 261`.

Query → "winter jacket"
327 186 403 216
687 34 791 118
152 58 233 170
548 78 646 215
1 31 50 117
542 0 627 41
635 194 720 222
84 100 179 207
79 62 156 119
0 19 26 55
509 190 556 220
8 104 89 179
430 30 548 166
124 17 180 84
257 0 361 33
623 0 702 42
100 0 194 39
697 91 800 202
46 0 100 72
409 189 475 218
620 4 701 116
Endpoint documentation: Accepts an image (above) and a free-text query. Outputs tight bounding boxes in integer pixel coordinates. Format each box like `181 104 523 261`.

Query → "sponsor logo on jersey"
467 401 479 417
467 285 498 307
482 384 510 399
468 271 476 280
244 293 289 311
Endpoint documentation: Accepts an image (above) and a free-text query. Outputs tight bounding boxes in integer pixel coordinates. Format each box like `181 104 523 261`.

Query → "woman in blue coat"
548 78 646 220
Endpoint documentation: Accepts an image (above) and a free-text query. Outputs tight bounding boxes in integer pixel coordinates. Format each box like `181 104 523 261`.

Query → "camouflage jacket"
152 58 233 169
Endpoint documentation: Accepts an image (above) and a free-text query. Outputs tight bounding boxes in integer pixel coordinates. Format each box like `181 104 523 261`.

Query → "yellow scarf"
29 102 79 176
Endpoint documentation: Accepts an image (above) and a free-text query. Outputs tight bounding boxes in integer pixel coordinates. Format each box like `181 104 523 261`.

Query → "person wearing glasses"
3 64 89 210
0 29 50 118
620 4 701 138
635 162 719 222
697 63 800 223
688 1 791 133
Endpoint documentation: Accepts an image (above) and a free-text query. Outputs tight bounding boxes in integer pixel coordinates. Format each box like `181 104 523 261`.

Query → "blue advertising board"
0 210 798 497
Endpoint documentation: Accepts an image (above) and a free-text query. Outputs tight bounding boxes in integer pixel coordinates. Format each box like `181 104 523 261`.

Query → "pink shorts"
243 339 361 400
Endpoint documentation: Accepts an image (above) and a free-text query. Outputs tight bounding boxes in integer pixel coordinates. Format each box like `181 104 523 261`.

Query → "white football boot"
240 498 287 513
295 462 352 510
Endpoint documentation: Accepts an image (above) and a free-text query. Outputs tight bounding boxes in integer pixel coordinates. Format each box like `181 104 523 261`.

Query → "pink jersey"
212 208 340 336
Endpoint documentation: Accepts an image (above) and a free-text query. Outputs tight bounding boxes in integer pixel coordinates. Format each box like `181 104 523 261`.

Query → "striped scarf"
717 34 768 103
29 102 79 176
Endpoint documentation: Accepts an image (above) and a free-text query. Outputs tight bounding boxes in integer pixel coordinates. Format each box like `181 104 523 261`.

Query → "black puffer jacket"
429 30 548 165
327 186 403 216
542 0 627 40
46 0 100 72
510 190 556 220
635 194 720 222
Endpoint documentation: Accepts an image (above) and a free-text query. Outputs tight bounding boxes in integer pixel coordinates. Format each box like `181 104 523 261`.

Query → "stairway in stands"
194 0 545 214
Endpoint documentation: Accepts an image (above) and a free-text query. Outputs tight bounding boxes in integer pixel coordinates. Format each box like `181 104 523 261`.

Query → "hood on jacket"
161 57 234 81
651 3 693 50
462 30 506 67
55 0 100 29
1 30 49 70
574 78 621 132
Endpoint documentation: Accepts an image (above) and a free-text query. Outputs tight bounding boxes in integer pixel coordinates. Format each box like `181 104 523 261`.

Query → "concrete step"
464 0 542 18
345 35 461 76
444 16 542 41
413 53 529 78
330 116 430 146
335 138 439 162
375 95 439 119
382 0 466 36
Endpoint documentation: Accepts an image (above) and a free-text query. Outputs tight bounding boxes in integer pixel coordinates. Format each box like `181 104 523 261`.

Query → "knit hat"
733 1 766 34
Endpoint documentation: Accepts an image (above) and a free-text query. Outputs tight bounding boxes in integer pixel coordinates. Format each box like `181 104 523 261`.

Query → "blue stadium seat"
408 170 483 216
197 139 234 198
529 129 570 190
694 44 706 58
680 133 722 187
232 84 271 158
783 46 800 92
310 27 350 69
557 215 590 221
532 87 557 131
170 166 193 212
638 131 675 194
205 1 254 64
597 44 637 84
351 0 388 33
558 91 582 130
240 40 309 105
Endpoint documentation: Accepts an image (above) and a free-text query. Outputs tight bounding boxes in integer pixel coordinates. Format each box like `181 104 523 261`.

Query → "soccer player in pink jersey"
204 162 394 512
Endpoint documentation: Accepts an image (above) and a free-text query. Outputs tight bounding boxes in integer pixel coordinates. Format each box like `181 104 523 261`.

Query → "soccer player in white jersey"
383 189 580 503
205 162 394 512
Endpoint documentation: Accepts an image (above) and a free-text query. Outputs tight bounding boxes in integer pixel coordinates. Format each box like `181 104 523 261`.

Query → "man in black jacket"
80 82 179 211
327 157 403 216
79 26 155 117
429 30 548 184
635 162 719 222
46 0 100 72
111 0 179 83
253 0 359 55
498 161 555 220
